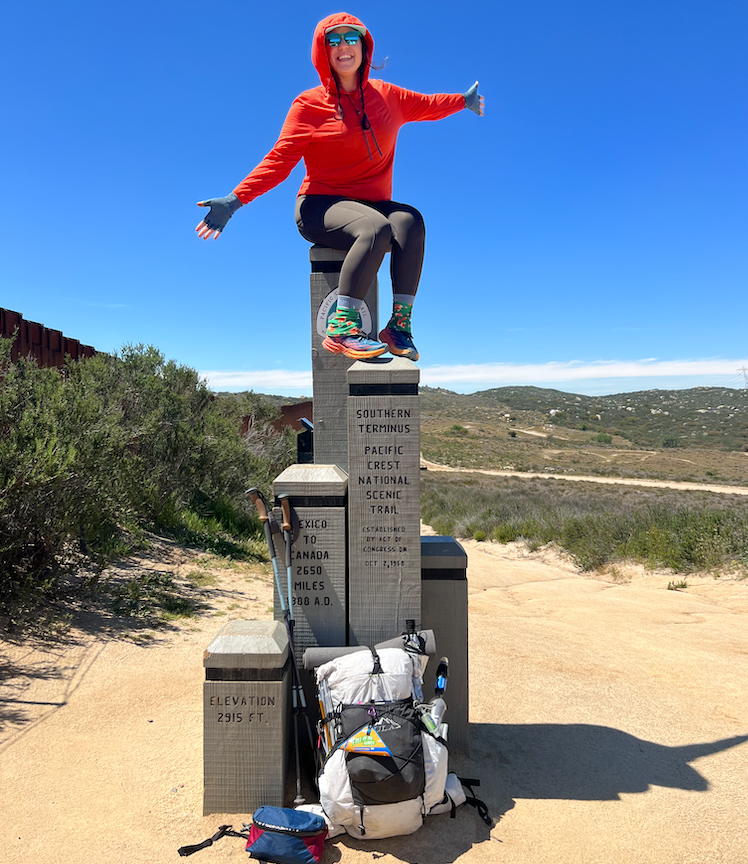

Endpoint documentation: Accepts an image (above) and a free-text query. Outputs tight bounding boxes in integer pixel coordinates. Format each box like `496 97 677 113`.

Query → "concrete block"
421 536 469 755
203 621 289 813
272 464 348 652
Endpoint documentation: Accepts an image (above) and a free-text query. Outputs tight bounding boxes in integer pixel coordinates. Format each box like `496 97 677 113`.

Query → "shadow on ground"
466 723 748 808
329 723 748 863
0 538 242 748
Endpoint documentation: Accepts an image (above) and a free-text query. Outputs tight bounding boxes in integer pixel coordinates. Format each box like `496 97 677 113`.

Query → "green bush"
421 473 748 575
493 523 519 544
450 424 468 436
473 530 487 541
0 340 294 623
592 432 613 445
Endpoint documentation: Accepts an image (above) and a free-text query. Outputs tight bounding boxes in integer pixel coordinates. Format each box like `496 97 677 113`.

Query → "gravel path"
2 534 747 863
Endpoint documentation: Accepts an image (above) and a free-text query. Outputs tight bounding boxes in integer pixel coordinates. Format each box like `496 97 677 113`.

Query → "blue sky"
4 0 747 397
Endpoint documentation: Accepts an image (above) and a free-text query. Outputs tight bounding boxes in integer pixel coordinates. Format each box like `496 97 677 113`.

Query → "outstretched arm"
393 81 485 124
194 97 313 240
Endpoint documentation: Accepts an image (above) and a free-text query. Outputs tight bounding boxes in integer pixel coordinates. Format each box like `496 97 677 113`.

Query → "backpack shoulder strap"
369 646 383 675
177 825 248 857
458 777 492 826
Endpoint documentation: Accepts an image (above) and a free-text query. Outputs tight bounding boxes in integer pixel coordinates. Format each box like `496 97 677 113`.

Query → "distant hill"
239 383 748 456
242 384 748 451
420 385 748 452
235 383 748 484
214 391 311 409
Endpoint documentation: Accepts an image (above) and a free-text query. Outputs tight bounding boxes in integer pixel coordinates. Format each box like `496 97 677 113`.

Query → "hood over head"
312 12 374 92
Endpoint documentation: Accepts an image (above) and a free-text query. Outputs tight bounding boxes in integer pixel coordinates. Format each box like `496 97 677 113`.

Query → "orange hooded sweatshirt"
232 13 465 205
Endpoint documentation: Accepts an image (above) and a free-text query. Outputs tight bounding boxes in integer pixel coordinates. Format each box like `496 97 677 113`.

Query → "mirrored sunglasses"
326 31 362 48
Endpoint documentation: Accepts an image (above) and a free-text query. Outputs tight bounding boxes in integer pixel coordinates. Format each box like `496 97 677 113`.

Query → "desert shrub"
593 432 612 445
450 424 468 436
493 524 519 543
0 339 294 622
662 435 680 448
421 472 748 574
473 530 487 541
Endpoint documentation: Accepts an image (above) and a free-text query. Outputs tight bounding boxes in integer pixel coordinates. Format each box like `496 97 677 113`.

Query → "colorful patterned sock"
388 302 413 333
326 306 361 336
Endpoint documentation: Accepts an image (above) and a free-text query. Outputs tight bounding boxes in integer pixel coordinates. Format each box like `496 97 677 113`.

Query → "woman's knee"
355 214 393 252
388 206 425 246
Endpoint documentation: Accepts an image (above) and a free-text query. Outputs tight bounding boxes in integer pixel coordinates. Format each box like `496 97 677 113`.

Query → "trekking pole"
279 494 317 804
277 493 304 804
247 487 287 617
279 494 295 627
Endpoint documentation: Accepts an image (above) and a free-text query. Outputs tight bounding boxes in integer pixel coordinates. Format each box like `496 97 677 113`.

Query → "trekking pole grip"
247 487 268 522
279 495 292 533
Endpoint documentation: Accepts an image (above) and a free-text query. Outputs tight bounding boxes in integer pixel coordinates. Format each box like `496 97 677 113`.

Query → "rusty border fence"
1 308 96 369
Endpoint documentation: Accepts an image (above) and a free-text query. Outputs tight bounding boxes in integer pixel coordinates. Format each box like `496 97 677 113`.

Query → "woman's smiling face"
326 27 363 89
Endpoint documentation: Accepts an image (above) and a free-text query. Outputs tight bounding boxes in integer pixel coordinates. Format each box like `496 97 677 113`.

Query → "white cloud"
420 358 748 386
200 358 748 394
200 369 313 392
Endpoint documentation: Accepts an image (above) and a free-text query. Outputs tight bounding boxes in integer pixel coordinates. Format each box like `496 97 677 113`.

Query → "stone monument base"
203 621 290 814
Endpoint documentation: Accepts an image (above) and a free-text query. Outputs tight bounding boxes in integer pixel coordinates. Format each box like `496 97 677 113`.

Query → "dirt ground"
419 457 748 496
2 531 748 864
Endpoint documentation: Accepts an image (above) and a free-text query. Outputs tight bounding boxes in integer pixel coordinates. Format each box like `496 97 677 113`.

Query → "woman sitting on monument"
196 12 484 362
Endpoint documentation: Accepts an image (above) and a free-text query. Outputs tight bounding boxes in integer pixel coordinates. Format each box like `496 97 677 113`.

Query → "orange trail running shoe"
323 307 387 360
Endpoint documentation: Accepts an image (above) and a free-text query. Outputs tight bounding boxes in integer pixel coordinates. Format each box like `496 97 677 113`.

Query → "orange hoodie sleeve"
232 97 316 204
387 83 466 124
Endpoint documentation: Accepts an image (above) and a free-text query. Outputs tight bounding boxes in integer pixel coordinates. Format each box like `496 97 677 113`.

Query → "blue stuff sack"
246 806 327 864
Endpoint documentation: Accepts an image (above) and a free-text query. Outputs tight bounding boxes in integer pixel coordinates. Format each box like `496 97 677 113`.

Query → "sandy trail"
2 534 748 864
419 457 748 496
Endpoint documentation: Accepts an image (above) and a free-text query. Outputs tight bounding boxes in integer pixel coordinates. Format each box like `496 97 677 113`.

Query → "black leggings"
295 195 425 301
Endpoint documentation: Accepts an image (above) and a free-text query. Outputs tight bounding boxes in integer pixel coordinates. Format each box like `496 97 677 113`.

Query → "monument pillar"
421 536 470 754
346 357 421 645
309 245 379 469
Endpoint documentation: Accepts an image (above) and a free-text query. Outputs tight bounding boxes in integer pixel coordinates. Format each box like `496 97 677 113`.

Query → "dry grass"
421 419 748 485
421 471 748 575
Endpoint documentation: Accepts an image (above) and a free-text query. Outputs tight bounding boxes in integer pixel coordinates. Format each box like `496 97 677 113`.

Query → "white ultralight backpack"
315 646 455 839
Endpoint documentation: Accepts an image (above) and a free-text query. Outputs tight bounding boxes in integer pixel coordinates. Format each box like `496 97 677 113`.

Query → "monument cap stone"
347 356 420 387
204 620 288 671
421 535 468 571
273 464 348 498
